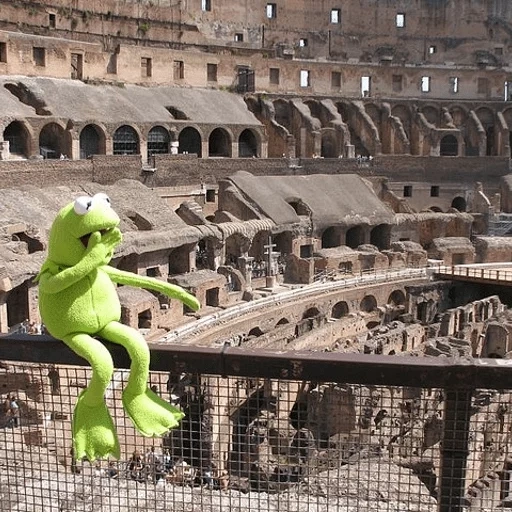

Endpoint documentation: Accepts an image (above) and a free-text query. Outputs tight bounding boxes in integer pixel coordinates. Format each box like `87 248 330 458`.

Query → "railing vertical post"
439 389 473 512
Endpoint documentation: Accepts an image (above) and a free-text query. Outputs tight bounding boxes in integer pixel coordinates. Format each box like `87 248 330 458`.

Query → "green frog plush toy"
36 193 200 461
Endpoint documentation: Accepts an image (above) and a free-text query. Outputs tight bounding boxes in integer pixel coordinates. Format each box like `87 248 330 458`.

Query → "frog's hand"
63 333 120 461
36 231 120 295
104 266 200 311
99 321 185 437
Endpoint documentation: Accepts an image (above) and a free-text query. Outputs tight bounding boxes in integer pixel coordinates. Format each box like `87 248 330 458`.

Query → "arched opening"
321 133 337 158
276 318 290 327
332 301 349 319
224 233 249 267
346 226 365 249
360 295 377 313
274 100 292 131
248 327 264 337
79 124 105 159
147 126 170 158
209 128 231 157
113 125 139 155
4 121 30 158
238 129 258 157
178 127 202 156
39 122 69 158
370 224 390 250
440 134 458 156
302 307 321 319
322 226 341 249
388 290 406 307
486 126 494 156
287 199 310 216
429 206 443 212
451 196 466 212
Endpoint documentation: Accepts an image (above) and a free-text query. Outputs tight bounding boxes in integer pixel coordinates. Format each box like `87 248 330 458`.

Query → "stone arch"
422 106 439 126
248 230 271 260
365 103 382 137
287 198 311 216
238 128 259 157
79 124 106 159
248 327 264 337
209 127 232 157
302 307 321 319
178 126 202 156
224 233 251 266
304 99 322 120
476 107 495 156
113 125 140 155
429 206 443 212
320 129 338 158
147 125 170 158
388 290 406 307
391 104 412 134
273 99 292 131
370 224 390 250
503 108 512 145
276 317 290 327
346 226 365 249
39 122 71 158
321 226 342 248
274 231 293 255
449 105 469 127
332 301 349 319
440 134 458 156
360 295 377 313
3 120 31 158
451 196 467 212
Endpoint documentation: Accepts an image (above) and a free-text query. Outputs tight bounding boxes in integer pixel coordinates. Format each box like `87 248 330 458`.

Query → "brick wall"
0 155 509 192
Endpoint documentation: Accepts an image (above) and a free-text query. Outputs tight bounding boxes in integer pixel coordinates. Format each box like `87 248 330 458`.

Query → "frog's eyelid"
74 196 93 216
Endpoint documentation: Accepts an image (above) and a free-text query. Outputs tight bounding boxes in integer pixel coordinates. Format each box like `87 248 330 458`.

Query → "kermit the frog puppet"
36 193 200 461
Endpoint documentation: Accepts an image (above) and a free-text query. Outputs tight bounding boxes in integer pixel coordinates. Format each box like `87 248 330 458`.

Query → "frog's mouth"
80 229 111 248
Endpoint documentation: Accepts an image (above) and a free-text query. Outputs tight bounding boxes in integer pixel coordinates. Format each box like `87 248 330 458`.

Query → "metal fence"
1 335 512 512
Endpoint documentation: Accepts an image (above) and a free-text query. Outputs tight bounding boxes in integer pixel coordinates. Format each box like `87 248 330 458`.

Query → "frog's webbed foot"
122 388 184 437
73 390 120 461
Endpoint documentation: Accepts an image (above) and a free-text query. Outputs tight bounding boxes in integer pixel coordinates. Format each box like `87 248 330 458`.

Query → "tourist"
128 450 145 482
48 365 61 395
107 461 119 479
9 396 19 427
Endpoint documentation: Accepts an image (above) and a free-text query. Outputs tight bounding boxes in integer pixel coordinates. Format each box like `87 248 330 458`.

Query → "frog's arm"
104 266 201 311
37 255 105 295
36 230 121 295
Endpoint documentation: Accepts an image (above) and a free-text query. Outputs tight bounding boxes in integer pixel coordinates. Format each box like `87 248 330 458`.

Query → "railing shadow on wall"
1 334 512 512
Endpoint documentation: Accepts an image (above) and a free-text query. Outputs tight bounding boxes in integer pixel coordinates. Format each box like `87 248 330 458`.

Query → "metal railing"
1 334 512 512
434 264 512 284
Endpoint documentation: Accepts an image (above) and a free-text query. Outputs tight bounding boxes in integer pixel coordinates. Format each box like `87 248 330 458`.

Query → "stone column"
237 256 254 291
0 141 10 160
201 141 209 158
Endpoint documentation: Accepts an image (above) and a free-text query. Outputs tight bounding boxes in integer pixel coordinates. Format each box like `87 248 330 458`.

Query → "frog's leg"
98 321 184 437
61 333 120 461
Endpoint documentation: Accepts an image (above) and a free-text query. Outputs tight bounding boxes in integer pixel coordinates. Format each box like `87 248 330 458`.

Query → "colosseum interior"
3 1 512 511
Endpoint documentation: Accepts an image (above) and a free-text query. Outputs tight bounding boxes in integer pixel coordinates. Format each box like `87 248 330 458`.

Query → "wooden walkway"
434 264 512 286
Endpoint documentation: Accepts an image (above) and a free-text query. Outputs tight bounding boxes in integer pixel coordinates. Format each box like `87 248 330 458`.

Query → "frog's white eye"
92 192 111 209
74 196 93 216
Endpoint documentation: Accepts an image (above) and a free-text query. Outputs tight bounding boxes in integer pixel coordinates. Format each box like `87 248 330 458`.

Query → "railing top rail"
1 334 512 389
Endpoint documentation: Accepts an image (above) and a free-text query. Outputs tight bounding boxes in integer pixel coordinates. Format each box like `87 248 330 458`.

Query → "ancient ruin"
2 0 512 510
